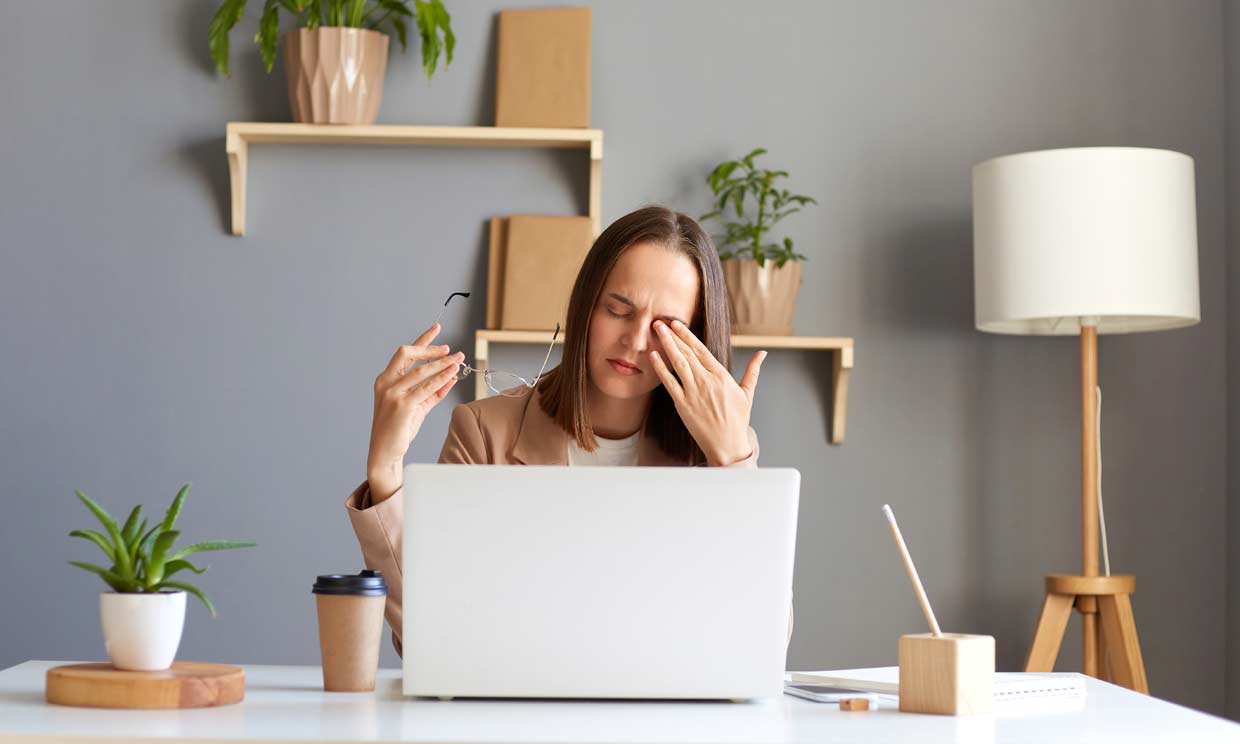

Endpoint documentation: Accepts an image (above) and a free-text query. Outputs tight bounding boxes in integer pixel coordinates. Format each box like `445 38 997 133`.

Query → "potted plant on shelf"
69 484 256 671
701 148 817 335
208 0 455 124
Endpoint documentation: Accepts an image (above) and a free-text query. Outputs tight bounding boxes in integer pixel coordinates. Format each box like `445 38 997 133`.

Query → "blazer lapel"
509 388 569 465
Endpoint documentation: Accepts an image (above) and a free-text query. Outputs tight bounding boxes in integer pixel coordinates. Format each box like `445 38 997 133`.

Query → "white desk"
2 660 1237 743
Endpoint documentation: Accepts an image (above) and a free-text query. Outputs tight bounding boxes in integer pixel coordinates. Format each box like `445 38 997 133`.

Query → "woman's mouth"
607 358 642 376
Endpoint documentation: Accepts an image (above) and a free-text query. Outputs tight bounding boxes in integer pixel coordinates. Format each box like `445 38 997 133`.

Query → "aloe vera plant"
69 484 256 617
209 0 455 80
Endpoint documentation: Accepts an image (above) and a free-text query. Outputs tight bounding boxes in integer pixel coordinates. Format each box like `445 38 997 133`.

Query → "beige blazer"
345 386 786 657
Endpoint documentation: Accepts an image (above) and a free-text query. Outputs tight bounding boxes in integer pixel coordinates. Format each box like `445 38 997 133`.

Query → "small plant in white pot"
69 484 256 671
701 148 817 335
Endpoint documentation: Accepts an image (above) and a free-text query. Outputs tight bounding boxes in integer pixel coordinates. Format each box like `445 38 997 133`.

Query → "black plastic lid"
312 570 388 596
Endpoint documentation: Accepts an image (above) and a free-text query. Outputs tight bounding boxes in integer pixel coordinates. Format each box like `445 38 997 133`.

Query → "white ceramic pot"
100 591 186 671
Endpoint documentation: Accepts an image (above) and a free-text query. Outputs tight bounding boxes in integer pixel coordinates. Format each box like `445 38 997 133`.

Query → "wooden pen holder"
898 633 994 715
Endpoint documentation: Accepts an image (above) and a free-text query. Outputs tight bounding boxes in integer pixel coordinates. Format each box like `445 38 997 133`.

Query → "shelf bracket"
830 346 853 444
226 127 247 236
589 135 603 237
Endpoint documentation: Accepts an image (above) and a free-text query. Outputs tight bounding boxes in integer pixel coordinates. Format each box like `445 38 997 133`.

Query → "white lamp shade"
972 147 1200 335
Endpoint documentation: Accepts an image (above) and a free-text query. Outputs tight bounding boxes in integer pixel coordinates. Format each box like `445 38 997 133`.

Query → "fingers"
411 322 441 348
668 320 727 374
407 358 462 404
653 321 697 385
380 342 449 383
427 374 459 404
398 352 463 394
739 350 767 403
648 349 684 400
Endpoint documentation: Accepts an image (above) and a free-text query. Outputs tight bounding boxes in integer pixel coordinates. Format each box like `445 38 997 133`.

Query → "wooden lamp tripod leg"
1098 593 1149 693
1024 592 1074 672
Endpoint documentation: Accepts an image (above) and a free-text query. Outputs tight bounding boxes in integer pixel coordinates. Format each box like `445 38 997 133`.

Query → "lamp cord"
1097 384 1111 576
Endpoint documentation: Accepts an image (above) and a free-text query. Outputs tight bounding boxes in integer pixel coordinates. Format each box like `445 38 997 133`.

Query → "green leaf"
742 148 767 167
169 540 258 562
256 1 281 73
75 490 133 581
157 581 218 618
162 559 208 580
346 0 366 26
69 530 116 564
69 561 137 593
708 161 739 193
410 0 452 79
414 0 439 79
128 519 149 567
434 0 455 65
134 523 162 567
120 505 143 547
145 530 181 587
160 483 190 534
391 15 408 50
209 0 249 77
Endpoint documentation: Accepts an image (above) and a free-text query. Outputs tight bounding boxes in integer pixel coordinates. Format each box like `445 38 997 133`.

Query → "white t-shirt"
567 431 640 467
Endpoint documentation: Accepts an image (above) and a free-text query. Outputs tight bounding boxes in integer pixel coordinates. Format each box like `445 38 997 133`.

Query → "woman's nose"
624 321 654 351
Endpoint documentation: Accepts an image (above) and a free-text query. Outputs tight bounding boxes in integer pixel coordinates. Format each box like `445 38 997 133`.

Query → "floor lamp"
971 147 1200 693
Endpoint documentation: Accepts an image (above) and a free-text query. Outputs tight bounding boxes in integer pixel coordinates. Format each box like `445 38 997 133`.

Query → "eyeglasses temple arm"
429 291 471 330
530 324 561 385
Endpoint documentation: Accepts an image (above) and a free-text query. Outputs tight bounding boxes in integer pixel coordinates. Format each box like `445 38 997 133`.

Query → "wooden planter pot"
284 28 389 124
722 258 802 335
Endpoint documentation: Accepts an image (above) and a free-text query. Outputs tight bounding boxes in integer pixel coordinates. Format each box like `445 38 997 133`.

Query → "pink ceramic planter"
284 28 390 125
722 258 803 335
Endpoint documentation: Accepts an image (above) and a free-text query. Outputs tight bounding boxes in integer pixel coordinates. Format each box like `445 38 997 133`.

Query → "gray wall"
1 0 1233 718
1228 0 1240 723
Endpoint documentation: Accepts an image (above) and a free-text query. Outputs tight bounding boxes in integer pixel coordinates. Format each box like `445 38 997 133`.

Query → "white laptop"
401 464 799 700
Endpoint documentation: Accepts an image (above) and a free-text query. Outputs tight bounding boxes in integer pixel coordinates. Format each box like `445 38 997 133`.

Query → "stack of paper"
790 667 1087 704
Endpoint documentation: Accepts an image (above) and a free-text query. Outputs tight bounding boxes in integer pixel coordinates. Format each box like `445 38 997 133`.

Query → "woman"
346 205 789 656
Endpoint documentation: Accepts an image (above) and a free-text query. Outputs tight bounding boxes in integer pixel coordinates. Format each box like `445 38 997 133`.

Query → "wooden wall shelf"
474 330 854 444
224 123 603 236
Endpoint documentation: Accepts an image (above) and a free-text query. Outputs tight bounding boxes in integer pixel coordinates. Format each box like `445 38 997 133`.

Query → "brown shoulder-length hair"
536 205 732 463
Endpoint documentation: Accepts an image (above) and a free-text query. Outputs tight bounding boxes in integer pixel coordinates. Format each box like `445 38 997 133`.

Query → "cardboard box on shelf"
496 7 592 128
493 215 593 331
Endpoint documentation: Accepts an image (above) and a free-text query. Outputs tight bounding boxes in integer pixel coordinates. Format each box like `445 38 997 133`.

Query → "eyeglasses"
430 291 561 398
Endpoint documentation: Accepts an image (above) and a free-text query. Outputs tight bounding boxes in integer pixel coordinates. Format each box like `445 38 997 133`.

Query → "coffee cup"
312 570 388 692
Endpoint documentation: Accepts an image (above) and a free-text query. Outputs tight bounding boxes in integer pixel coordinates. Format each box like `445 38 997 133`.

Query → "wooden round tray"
46 661 245 709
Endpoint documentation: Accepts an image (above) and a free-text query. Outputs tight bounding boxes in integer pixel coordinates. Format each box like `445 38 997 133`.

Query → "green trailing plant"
68 484 256 617
209 0 455 80
700 148 818 268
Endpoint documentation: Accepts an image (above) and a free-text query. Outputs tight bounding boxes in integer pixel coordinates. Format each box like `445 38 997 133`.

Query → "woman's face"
587 241 701 401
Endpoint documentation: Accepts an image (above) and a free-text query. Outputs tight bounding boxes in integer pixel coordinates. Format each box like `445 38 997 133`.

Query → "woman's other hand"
648 319 765 466
366 322 464 502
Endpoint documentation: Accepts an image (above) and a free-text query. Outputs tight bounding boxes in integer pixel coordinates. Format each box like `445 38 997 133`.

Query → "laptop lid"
401 465 799 699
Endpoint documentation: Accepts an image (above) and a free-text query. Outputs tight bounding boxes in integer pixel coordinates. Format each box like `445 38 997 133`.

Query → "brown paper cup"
315 593 386 692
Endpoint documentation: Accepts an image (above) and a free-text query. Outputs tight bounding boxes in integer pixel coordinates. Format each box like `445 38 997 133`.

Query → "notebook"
790 667 1086 702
